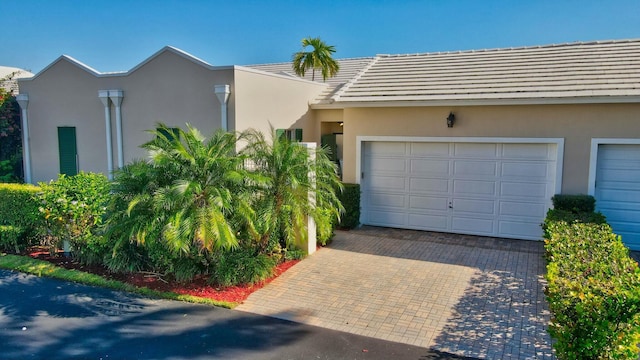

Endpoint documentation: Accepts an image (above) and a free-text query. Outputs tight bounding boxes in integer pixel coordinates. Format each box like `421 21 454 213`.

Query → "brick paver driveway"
236 227 554 359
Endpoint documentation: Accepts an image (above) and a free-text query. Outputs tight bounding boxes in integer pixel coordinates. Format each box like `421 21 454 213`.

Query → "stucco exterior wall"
19 51 235 183
233 69 326 142
335 103 640 194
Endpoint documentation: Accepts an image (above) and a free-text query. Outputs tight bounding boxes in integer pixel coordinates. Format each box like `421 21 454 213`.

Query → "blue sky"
3 0 640 73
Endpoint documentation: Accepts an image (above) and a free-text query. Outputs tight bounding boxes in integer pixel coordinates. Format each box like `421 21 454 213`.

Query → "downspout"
214 85 230 131
109 90 124 168
16 94 31 183
98 91 113 179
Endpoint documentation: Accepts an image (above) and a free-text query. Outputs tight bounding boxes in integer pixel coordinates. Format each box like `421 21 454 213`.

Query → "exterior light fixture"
339 122 344 126
446 112 455 128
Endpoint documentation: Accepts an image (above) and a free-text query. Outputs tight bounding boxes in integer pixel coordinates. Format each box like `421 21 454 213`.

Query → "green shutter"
58 127 78 176
294 128 303 142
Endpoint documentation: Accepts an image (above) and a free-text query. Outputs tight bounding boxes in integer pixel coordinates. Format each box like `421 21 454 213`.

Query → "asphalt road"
0 269 474 360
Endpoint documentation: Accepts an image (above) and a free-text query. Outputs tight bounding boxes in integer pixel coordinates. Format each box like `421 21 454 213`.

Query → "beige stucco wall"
19 51 235 183
233 68 326 142
333 103 640 194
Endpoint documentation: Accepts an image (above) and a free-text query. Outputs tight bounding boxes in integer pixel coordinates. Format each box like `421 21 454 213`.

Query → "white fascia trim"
310 96 640 109
355 136 564 196
587 138 640 196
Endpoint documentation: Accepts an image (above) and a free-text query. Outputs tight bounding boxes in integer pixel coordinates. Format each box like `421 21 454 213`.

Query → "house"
17 39 640 250
0 66 33 95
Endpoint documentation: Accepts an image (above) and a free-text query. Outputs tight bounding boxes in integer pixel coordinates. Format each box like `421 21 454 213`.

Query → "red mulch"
25 247 301 304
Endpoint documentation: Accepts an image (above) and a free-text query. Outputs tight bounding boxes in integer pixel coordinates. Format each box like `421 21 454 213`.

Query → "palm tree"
292 37 340 82
106 123 259 256
240 127 343 251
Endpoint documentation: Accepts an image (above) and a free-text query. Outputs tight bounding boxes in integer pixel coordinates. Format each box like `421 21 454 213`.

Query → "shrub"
337 183 360 229
0 225 22 253
210 248 276 287
38 172 111 263
0 183 42 252
551 194 596 213
544 208 640 359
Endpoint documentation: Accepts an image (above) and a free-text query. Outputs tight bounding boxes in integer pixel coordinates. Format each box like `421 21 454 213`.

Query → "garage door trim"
587 138 640 196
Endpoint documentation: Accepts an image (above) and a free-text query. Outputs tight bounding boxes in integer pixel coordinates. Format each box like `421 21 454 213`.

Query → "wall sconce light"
339 122 344 127
446 112 455 128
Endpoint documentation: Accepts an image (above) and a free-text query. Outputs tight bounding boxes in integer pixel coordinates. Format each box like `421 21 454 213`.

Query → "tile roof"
318 39 640 106
247 57 375 86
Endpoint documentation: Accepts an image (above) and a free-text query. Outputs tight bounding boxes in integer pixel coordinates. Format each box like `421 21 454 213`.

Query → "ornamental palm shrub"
104 124 262 281
239 128 343 251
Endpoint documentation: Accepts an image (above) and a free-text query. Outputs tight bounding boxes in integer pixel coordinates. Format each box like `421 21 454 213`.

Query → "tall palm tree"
292 37 340 82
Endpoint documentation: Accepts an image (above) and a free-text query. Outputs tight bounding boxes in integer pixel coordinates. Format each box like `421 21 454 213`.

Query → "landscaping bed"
24 247 300 305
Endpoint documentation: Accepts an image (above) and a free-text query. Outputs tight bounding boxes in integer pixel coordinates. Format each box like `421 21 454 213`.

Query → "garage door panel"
453 161 497 177
598 209 640 224
597 169 640 181
368 210 406 227
454 179 496 196
409 178 449 193
409 195 449 211
410 142 450 156
597 189 640 203
502 143 554 159
607 222 640 240
369 142 407 155
410 159 449 175
369 175 406 191
500 201 546 218
501 181 549 198
453 198 495 215
369 193 405 208
452 217 494 234
454 143 498 158
408 213 448 230
598 181 640 191
501 162 551 179
367 157 407 172
499 221 543 238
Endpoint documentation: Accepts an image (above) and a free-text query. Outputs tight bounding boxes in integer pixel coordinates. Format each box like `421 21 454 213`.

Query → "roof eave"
310 96 640 109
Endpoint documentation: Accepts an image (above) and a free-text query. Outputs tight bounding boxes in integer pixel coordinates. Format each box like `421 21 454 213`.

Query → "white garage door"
595 144 640 251
362 141 559 240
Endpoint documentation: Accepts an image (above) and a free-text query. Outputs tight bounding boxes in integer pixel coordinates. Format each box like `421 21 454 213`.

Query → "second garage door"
361 141 560 240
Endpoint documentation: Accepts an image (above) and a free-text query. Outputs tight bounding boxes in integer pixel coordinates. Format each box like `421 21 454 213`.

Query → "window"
276 128 303 142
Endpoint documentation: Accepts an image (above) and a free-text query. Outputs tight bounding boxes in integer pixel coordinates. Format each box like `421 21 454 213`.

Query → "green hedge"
0 183 42 252
544 197 640 359
338 183 360 229
551 194 596 213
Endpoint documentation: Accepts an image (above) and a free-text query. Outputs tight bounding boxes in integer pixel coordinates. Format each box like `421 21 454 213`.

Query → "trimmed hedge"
544 196 640 359
338 183 360 229
551 194 596 213
0 183 42 252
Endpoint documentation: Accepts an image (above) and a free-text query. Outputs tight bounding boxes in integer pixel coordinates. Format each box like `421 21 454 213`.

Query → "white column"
299 142 317 255
109 90 124 168
214 85 230 131
98 90 113 179
15 94 31 183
